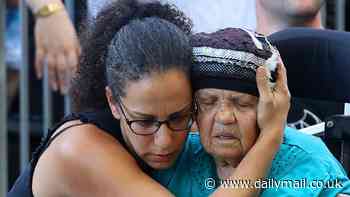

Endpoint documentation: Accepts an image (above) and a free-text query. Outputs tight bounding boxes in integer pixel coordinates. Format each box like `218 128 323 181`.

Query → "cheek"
120 121 152 155
238 113 258 153
197 113 214 148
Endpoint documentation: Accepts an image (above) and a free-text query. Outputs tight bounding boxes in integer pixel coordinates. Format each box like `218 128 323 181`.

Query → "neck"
256 3 323 35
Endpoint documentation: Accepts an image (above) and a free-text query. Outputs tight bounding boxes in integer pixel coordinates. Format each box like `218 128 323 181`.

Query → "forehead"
196 88 257 100
121 69 192 115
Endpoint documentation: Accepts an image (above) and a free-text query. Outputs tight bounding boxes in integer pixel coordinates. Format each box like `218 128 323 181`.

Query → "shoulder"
266 127 350 196
278 127 342 171
37 120 135 169
272 127 346 176
282 127 329 154
48 121 127 160
32 121 137 196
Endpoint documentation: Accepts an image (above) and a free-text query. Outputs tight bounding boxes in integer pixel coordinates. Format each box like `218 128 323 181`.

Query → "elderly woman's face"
196 88 259 164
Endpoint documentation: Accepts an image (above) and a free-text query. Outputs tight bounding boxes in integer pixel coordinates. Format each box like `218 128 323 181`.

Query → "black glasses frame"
117 98 194 136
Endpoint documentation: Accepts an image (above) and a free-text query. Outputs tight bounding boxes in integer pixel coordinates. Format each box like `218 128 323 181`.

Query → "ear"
105 86 121 120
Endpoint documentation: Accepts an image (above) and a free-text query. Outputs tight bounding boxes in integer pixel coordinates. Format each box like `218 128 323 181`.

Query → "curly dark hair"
70 0 193 112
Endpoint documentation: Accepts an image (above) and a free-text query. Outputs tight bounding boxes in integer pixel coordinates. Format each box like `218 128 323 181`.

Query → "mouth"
149 152 175 163
213 132 238 141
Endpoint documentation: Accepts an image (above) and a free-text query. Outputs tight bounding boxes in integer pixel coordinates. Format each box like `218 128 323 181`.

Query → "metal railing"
0 0 8 196
64 0 75 116
19 0 30 172
336 0 346 31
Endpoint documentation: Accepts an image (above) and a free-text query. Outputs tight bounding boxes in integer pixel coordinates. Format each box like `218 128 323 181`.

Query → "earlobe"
105 86 121 120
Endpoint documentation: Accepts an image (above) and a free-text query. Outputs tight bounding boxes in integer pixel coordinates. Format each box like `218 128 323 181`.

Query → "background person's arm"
26 0 60 13
26 0 80 94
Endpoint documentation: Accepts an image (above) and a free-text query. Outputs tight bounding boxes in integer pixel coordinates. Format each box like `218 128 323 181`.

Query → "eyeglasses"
117 98 194 136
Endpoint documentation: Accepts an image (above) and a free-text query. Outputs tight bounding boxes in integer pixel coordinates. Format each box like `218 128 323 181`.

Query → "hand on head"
256 58 291 144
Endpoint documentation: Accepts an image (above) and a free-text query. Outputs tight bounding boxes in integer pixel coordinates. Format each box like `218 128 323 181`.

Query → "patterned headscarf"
191 28 279 96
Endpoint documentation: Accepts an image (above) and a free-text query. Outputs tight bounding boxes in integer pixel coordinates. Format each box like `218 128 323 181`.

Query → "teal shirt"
150 128 350 197
150 133 218 197
262 127 350 196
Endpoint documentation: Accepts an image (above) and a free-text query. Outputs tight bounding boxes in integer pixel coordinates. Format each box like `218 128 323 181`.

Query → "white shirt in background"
87 0 256 33
163 0 256 33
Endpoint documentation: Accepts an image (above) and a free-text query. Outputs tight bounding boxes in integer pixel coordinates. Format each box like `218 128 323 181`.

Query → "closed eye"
235 100 256 109
197 97 218 106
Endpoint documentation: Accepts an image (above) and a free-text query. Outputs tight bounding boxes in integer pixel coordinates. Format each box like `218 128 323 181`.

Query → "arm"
210 61 290 197
26 0 61 13
33 123 175 197
26 0 80 94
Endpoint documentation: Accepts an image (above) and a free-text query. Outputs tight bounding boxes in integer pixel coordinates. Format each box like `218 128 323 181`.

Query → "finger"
56 53 68 94
35 48 45 79
275 61 289 94
47 53 58 91
67 50 79 75
274 62 291 109
256 66 273 100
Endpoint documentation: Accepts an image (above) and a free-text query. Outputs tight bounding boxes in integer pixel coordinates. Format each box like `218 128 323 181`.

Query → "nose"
154 123 173 149
215 104 236 125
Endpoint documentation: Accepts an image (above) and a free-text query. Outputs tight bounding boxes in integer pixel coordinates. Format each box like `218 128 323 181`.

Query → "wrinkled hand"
34 8 80 94
256 59 291 144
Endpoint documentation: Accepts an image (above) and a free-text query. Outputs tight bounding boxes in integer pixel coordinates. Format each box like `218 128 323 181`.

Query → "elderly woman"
191 28 350 196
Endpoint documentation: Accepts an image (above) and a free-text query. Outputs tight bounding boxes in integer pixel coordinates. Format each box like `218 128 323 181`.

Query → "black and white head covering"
191 28 279 96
